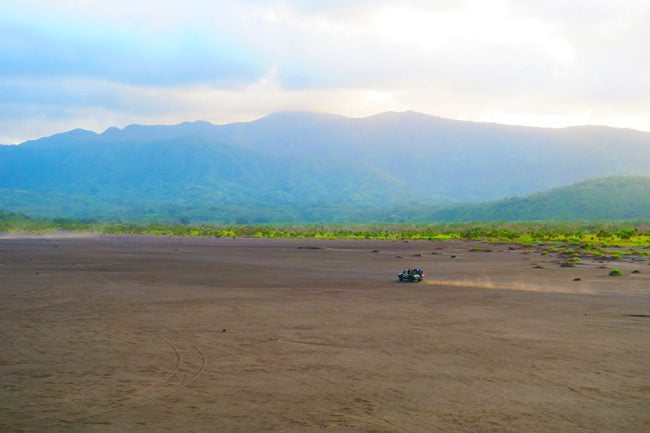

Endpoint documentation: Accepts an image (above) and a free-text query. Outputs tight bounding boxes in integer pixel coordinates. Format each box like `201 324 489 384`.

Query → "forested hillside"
2 111 650 222
399 176 650 222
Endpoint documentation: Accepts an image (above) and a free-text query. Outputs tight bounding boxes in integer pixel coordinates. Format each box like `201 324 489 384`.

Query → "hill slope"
18 111 650 201
0 138 417 223
2 111 650 222
210 112 650 201
403 176 650 222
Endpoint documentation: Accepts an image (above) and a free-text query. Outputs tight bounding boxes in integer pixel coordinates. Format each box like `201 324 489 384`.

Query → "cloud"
1 0 649 143
0 7 269 86
0 71 393 132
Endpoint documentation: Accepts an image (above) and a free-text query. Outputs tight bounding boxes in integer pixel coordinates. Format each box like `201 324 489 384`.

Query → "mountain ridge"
13 110 650 148
2 111 650 222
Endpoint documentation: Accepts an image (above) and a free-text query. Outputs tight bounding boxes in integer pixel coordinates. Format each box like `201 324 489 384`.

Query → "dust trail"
0 231 99 240
423 279 496 290
422 278 597 294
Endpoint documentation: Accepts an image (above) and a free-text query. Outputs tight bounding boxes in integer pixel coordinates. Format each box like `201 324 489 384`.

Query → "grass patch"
1 211 649 252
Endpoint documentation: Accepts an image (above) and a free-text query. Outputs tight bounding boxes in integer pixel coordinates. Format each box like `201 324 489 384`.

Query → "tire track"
298 367 450 433
199 337 448 433
9 333 207 432
153 333 183 388
273 338 450 433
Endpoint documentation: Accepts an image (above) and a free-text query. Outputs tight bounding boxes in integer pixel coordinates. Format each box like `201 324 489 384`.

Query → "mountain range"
1 111 650 223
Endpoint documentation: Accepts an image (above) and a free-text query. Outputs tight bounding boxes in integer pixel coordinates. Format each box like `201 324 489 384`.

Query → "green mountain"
2 111 650 223
400 176 650 222
0 137 421 223
209 112 650 202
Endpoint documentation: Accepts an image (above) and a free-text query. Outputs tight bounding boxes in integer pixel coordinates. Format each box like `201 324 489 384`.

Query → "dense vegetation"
2 111 650 222
392 176 650 222
0 138 418 223
1 174 649 223
2 210 648 252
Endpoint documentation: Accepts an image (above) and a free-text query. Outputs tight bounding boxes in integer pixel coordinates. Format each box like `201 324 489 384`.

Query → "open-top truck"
398 268 423 282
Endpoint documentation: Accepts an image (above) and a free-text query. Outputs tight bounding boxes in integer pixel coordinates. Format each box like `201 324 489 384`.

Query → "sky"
1 0 649 143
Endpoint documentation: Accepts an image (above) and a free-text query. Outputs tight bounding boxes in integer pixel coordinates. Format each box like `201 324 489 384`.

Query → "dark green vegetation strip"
2 210 649 251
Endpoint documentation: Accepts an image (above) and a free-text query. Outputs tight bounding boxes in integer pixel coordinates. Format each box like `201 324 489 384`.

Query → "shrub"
609 268 624 276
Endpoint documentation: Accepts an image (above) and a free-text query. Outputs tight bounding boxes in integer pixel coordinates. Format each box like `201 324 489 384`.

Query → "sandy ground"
1 234 649 433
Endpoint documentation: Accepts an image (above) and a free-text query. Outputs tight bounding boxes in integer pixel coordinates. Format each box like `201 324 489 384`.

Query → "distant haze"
1 111 649 223
1 0 650 143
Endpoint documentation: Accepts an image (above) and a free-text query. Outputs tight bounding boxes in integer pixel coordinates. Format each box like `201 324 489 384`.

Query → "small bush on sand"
609 268 624 276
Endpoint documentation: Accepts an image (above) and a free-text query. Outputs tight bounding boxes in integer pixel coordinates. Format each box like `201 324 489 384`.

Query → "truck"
397 268 423 282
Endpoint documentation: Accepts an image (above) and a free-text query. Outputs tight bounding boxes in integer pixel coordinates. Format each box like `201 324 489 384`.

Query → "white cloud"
1 0 649 142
